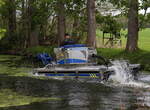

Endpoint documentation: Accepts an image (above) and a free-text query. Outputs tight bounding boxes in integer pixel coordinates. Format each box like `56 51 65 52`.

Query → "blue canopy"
61 44 86 48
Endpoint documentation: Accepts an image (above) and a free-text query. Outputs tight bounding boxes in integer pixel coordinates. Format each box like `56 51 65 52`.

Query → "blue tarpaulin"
36 53 52 65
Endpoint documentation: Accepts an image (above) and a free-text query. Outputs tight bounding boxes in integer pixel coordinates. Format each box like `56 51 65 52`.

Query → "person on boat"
60 33 75 46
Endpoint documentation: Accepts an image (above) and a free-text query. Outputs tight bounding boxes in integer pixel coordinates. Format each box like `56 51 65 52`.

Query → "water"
0 55 150 110
109 60 134 84
109 60 150 88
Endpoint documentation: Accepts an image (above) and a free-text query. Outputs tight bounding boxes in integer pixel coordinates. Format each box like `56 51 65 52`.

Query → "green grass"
96 28 150 51
96 28 150 71
97 48 150 71
139 29 150 51
0 89 60 108
25 46 55 57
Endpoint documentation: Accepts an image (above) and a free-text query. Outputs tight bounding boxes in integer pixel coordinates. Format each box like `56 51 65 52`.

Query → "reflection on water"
0 55 150 110
0 75 150 110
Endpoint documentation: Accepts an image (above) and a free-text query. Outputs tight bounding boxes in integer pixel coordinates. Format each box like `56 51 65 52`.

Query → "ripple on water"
0 55 150 110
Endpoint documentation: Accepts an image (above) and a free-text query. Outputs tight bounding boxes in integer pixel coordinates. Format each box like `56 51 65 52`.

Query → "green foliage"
25 46 55 57
0 0 8 20
140 0 150 10
0 0 4 6
139 13 150 29
96 15 122 36
65 0 87 38
108 0 128 8
30 0 55 29
0 0 149 52
0 28 6 40
66 0 85 18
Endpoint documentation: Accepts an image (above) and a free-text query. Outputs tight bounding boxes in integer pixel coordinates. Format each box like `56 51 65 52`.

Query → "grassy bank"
23 46 150 72
97 48 150 71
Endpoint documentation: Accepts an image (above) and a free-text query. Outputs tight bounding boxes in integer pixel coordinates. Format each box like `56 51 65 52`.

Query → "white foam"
109 60 150 88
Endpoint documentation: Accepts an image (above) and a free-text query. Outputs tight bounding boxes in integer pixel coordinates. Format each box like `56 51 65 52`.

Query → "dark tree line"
0 0 150 52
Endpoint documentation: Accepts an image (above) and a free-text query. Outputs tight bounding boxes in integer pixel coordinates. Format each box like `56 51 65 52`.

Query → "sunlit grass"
0 89 60 108
96 28 150 51
139 29 150 51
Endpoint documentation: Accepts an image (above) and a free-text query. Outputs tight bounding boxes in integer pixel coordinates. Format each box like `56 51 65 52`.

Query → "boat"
33 44 140 81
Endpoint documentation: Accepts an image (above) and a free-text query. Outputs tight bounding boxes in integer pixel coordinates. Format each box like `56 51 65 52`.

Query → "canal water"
0 55 150 110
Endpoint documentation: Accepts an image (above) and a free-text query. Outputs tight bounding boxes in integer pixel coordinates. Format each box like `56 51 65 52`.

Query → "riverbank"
18 46 150 72
25 46 150 71
0 46 150 72
97 48 150 71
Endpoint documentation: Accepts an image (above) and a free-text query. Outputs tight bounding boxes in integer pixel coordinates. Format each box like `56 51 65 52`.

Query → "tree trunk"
28 0 39 47
126 0 139 52
39 2 48 41
57 1 66 45
87 0 96 47
21 0 28 48
8 0 16 38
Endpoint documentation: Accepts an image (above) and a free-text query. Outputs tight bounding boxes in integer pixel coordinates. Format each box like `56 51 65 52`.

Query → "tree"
65 0 86 37
126 0 139 52
21 0 28 48
7 0 16 38
57 0 66 45
139 0 150 29
28 0 39 47
87 0 96 47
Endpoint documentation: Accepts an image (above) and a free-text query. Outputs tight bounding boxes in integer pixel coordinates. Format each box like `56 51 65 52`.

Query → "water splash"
109 60 150 88
109 60 133 84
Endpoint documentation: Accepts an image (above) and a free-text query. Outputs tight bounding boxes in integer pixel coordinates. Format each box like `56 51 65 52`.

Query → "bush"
24 46 55 57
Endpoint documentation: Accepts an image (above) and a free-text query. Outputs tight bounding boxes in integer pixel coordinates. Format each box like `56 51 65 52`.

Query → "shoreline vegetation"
25 47 150 72
0 28 150 72
0 0 150 109
0 47 150 72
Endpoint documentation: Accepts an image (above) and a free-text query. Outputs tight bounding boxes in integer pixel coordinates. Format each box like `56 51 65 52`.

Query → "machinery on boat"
33 44 141 81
